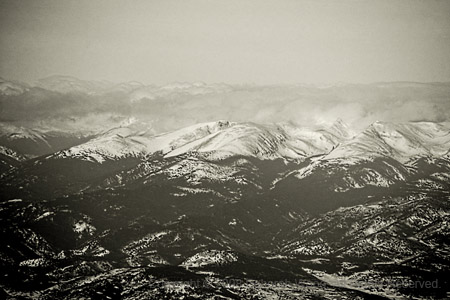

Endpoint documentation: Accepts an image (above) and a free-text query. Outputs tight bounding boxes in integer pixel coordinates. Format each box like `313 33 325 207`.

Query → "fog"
1 81 449 134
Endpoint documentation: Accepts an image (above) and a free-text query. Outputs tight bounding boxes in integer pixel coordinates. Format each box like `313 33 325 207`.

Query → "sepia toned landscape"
1 1 450 299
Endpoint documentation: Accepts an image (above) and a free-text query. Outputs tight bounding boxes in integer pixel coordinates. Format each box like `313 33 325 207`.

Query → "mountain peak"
325 120 450 163
330 118 351 136
35 75 114 94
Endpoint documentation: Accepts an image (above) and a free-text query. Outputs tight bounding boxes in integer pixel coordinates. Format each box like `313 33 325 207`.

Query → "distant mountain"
0 77 29 96
35 75 148 95
31 76 233 100
35 75 115 94
0 122 93 157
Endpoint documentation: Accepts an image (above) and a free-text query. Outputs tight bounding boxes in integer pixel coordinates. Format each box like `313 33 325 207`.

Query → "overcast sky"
1 0 450 84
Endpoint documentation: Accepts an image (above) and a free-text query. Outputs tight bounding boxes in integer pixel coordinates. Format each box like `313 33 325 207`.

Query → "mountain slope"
325 121 450 163
0 145 26 173
0 122 93 157
1 119 449 299
53 120 351 163
269 121 450 213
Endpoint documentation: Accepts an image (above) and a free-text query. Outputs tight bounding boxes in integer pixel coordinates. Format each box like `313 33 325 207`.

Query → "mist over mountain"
1 76 449 299
1 76 450 136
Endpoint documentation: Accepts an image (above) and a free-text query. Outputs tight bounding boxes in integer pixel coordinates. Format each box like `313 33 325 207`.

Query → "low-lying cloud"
1 80 449 134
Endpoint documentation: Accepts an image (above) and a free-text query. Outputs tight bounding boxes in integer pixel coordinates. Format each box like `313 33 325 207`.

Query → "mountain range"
1 105 449 299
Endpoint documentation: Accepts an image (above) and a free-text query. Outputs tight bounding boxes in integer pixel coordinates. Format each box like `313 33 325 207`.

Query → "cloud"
1 82 449 133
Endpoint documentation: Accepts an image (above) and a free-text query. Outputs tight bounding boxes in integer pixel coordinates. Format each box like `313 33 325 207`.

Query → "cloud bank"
1 77 449 134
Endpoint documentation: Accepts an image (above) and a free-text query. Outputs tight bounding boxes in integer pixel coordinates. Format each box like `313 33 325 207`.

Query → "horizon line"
2 74 450 88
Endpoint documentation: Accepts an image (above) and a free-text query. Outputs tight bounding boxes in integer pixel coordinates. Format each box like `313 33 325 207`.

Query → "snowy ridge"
54 121 232 163
55 132 147 163
161 119 351 159
51 120 449 166
53 120 352 163
279 121 450 194
0 145 26 162
325 121 450 163
0 123 50 143
181 250 238 268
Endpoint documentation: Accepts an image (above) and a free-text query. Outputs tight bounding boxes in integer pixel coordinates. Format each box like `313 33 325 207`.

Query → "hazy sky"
1 0 450 84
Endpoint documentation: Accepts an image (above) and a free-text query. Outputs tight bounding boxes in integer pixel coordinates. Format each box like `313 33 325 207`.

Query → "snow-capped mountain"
52 120 352 163
325 121 450 163
53 121 230 162
1 119 449 299
267 121 450 201
0 122 92 157
52 119 450 167
46 120 450 201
